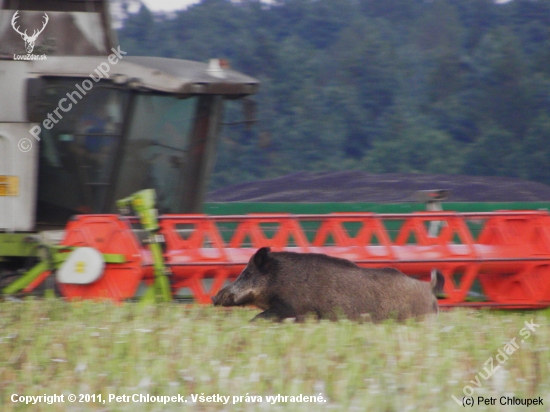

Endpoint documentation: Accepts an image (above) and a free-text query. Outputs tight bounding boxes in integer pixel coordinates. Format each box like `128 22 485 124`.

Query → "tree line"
117 0 550 190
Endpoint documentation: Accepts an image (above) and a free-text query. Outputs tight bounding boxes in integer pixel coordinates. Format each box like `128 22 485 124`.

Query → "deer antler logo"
11 11 49 54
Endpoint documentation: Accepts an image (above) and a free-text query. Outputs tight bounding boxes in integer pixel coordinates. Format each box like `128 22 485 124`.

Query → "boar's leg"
251 299 296 322
251 308 282 322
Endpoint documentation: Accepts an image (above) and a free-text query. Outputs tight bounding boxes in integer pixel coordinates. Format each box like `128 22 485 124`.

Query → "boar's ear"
253 247 271 273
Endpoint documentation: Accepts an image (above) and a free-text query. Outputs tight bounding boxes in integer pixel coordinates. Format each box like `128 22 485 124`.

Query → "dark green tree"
461 123 522 177
471 27 530 138
521 114 550 184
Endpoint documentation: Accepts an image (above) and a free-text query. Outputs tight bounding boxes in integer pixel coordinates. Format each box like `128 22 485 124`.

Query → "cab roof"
26 55 259 96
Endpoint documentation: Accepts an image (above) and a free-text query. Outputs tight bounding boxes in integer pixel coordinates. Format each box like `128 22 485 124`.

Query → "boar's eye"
240 268 252 279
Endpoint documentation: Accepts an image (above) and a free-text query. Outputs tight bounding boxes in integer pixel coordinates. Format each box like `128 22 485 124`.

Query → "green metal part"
52 251 126 265
117 189 159 231
0 233 39 258
118 189 171 303
204 201 550 215
1 261 49 295
1 247 127 295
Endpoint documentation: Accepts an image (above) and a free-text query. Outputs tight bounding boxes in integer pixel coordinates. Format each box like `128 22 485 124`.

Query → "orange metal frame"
58 211 550 308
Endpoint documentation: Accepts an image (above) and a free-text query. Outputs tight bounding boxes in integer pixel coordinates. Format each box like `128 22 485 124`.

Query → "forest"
116 0 550 190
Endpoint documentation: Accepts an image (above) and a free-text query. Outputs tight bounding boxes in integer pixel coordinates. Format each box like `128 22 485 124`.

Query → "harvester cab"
22 56 258 227
0 0 259 232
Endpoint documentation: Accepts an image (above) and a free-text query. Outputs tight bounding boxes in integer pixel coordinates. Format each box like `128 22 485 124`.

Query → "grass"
0 299 549 411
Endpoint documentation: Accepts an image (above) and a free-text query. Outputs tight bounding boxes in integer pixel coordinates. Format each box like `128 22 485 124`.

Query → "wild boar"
212 247 444 322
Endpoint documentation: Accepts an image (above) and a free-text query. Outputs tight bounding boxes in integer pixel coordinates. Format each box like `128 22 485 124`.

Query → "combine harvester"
1 1 550 309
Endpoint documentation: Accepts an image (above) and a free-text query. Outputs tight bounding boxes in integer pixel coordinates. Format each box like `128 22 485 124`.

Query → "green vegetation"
0 299 548 411
117 0 550 190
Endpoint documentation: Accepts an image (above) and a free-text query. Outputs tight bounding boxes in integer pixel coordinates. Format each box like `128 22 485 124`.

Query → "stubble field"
0 299 548 411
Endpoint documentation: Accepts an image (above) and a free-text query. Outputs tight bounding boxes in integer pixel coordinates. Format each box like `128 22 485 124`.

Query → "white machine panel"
0 122 38 231
57 247 105 284
0 61 28 122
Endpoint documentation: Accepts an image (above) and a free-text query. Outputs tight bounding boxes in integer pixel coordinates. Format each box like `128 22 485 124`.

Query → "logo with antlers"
11 11 49 54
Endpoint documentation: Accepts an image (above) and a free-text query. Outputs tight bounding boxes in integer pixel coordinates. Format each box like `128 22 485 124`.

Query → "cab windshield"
110 94 197 214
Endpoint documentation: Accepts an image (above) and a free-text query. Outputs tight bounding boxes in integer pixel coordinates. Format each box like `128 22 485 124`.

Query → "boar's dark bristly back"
277 250 359 269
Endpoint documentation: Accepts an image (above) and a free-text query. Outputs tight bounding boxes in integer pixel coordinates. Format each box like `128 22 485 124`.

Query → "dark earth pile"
207 172 550 203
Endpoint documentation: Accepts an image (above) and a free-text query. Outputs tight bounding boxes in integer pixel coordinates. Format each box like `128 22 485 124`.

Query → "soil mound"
207 172 550 202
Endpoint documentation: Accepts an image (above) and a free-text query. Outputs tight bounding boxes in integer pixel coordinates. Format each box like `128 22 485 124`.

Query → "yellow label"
0 176 19 196
75 261 86 274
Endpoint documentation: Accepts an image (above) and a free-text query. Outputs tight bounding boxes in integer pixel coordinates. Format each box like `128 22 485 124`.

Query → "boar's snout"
211 287 235 306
